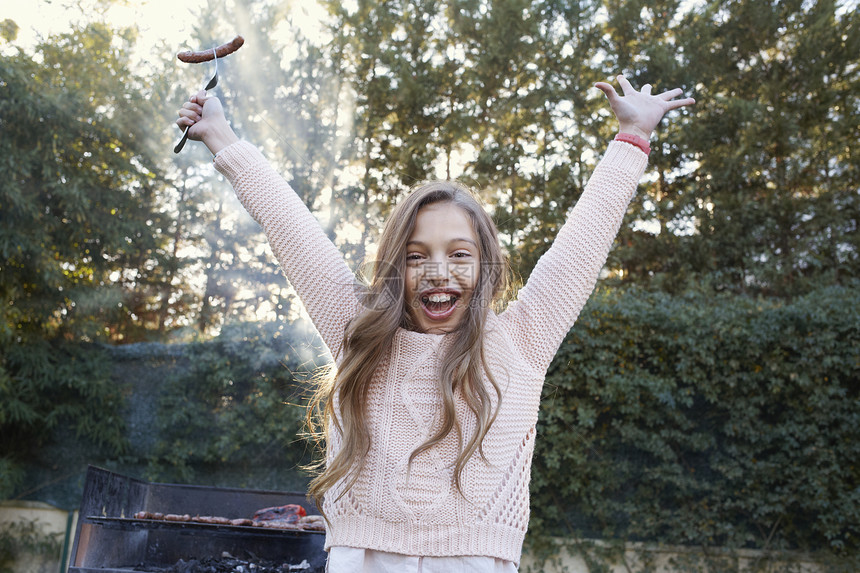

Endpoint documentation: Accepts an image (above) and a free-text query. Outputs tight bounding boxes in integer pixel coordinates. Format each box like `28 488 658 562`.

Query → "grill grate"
68 466 326 573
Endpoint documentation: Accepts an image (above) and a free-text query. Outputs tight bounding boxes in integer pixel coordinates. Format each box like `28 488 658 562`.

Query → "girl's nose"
423 260 451 283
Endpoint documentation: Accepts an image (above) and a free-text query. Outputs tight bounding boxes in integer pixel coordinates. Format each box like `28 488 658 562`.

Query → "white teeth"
426 293 453 303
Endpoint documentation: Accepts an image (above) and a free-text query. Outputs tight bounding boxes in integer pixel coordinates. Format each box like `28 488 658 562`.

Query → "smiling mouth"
420 292 460 320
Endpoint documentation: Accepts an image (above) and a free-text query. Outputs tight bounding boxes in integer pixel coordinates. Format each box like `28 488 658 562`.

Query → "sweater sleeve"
498 140 648 375
214 141 361 358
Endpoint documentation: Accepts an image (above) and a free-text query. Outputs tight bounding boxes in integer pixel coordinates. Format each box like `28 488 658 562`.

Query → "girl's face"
404 202 480 334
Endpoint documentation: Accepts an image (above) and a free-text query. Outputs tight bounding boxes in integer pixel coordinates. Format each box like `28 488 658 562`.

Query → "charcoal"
138 555 322 573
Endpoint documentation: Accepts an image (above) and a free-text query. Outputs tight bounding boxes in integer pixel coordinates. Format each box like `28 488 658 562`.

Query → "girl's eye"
406 253 424 261
451 251 472 259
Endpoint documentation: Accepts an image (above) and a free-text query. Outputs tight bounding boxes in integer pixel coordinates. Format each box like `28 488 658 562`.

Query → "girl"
177 75 694 572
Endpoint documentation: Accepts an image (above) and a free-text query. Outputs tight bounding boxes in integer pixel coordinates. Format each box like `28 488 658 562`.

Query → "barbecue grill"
69 466 326 572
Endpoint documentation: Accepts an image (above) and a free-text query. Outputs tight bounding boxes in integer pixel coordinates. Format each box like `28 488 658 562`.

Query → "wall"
0 501 77 573
519 538 825 573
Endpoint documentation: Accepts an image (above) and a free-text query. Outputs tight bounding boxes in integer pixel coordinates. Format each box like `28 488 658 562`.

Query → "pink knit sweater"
214 140 648 565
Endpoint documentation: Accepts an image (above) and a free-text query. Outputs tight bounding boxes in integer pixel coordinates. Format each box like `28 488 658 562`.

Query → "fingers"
176 93 207 132
190 89 209 105
177 104 201 122
615 77 696 109
611 76 695 102
176 111 198 126
616 74 635 96
182 100 204 115
176 110 196 133
658 87 684 100
188 100 205 113
657 87 696 108
594 81 620 103
666 97 696 110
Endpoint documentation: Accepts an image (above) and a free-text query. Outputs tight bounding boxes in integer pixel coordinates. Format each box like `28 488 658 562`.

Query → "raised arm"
177 91 361 357
499 76 695 374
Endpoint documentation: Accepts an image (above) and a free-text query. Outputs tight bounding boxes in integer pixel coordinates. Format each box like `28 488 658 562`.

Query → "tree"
0 22 175 494
604 0 860 297
463 0 608 275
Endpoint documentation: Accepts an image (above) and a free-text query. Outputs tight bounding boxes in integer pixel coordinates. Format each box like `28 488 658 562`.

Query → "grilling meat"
177 35 245 63
193 515 230 525
299 515 325 531
130 503 324 531
251 504 307 524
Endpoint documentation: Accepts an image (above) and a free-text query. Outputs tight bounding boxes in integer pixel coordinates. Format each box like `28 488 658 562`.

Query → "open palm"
595 75 695 139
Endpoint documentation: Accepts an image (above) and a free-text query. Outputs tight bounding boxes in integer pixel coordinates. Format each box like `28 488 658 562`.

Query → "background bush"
530 283 860 567
11 321 321 509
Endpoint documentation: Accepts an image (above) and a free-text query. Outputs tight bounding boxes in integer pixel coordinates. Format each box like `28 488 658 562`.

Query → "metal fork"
174 50 219 154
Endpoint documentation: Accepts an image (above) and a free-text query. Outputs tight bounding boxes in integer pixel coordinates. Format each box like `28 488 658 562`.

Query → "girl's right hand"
175 91 239 155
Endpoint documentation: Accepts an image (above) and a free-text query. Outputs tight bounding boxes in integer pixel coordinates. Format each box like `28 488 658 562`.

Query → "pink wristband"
615 132 651 155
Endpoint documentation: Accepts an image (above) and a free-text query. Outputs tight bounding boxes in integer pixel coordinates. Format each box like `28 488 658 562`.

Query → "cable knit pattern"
214 140 648 565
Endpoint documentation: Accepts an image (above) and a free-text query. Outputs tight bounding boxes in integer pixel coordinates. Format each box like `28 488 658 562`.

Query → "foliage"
0 24 179 342
162 0 325 333
144 321 319 488
0 22 169 496
0 458 23 501
529 283 860 569
0 519 62 573
606 0 860 297
0 340 126 499
4 2 856 326
1 321 320 503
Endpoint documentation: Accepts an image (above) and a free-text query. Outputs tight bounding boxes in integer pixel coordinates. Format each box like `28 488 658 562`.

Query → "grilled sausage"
259 520 301 529
299 515 325 531
193 515 230 525
177 35 244 63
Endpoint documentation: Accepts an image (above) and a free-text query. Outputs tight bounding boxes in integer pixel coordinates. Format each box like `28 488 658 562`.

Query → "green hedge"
6 322 319 506
0 339 125 500
141 322 318 490
7 287 858 569
529 284 859 569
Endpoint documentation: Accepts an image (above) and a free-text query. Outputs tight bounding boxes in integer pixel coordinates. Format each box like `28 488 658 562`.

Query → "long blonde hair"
306 181 510 511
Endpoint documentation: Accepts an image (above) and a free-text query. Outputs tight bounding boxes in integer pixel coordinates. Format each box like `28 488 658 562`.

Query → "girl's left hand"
594 75 695 139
